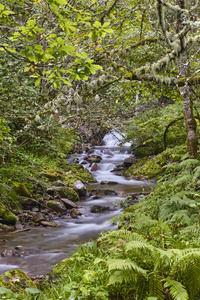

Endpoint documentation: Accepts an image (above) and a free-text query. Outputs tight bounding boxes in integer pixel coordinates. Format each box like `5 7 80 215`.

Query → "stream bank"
0 131 154 276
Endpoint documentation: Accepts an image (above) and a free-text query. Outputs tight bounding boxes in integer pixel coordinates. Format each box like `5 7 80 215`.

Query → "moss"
0 269 36 292
125 146 187 180
0 203 17 225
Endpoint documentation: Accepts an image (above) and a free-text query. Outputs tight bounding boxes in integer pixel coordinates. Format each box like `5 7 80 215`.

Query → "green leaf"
25 288 42 294
92 64 103 70
0 287 13 294
93 21 101 28
35 78 41 86
55 0 67 4
163 278 189 300
27 20 36 27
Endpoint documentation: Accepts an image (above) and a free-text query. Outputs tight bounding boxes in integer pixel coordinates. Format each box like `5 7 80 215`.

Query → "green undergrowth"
124 145 187 179
0 151 95 218
3 147 200 299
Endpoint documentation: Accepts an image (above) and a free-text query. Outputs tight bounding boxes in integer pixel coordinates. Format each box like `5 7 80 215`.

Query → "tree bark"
177 0 198 158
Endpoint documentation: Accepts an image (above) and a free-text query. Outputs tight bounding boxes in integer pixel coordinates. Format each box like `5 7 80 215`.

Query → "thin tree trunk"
177 0 197 158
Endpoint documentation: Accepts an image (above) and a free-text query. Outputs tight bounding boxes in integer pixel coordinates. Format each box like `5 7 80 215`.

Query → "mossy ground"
125 145 187 179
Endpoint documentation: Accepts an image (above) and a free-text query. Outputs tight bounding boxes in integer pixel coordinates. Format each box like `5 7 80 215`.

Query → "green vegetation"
0 0 200 299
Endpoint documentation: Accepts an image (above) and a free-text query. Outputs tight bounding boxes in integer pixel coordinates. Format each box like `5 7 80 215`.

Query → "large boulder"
47 200 67 213
0 203 17 225
123 156 136 168
46 186 79 201
72 180 86 197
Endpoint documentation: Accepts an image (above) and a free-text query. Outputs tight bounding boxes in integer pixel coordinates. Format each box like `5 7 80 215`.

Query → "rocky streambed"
0 131 154 276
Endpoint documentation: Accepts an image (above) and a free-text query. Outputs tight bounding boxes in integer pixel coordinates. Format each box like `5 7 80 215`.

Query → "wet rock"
85 145 94 153
53 180 65 187
72 180 86 197
15 246 23 250
91 205 110 213
70 208 85 218
33 212 47 223
81 160 88 165
14 221 23 230
40 221 57 227
32 207 39 212
47 201 67 213
117 191 127 197
91 163 98 171
123 156 136 168
104 190 117 195
73 158 79 164
100 181 118 185
111 165 124 176
85 155 102 164
61 198 77 209
1 249 14 257
46 186 79 201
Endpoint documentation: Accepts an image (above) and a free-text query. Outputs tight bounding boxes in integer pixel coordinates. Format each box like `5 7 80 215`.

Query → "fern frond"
163 278 189 300
171 251 200 276
162 162 181 173
99 228 146 245
159 204 176 221
169 210 191 226
126 240 155 253
180 159 200 171
182 258 200 299
173 175 192 186
107 258 147 278
149 272 165 300
107 270 137 286
193 166 200 180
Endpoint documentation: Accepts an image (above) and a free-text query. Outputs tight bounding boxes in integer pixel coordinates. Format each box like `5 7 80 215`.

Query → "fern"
107 258 147 277
179 159 200 171
168 209 191 226
163 278 189 300
173 174 193 186
99 228 147 245
193 166 200 180
182 256 200 299
149 272 165 300
108 270 137 286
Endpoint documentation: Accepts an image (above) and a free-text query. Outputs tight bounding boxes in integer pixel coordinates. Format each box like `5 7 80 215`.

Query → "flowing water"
0 131 154 276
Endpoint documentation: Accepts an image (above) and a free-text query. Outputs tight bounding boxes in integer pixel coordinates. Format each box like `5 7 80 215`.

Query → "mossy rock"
134 143 163 158
47 186 79 201
64 165 97 185
47 200 67 213
0 269 36 292
0 203 17 225
43 169 65 181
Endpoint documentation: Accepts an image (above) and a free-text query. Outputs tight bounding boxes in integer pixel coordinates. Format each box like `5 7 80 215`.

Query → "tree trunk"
177 0 198 158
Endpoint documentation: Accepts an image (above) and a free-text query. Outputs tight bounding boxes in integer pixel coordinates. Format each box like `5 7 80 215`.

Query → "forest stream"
0 132 154 276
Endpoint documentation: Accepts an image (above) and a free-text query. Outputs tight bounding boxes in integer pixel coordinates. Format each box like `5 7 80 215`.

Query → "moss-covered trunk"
177 0 198 158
